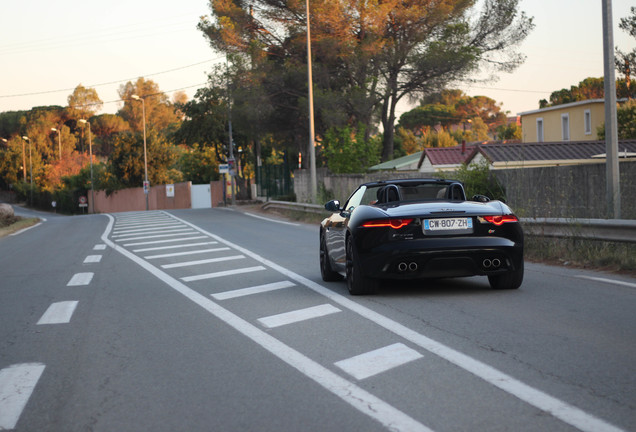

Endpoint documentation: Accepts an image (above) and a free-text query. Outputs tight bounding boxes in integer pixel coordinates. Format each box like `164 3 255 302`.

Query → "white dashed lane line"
67 272 94 286
83 255 102 264
36 301 79 325
0 363 46 429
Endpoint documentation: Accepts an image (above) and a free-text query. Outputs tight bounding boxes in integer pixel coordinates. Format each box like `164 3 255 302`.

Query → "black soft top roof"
361 178 463 187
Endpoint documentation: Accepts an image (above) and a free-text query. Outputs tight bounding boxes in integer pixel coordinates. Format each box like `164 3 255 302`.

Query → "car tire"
488 260 524 290
320 231 342 282
346 237 378 295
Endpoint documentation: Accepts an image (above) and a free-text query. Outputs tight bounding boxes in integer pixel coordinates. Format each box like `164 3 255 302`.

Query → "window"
561 113 570 141
584 110 592 135
536 118 544 142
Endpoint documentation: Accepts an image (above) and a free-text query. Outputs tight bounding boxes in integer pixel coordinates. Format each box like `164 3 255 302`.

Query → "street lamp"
131 94 149 211
51 127 61 159
21 136 33 206
78 119 94 214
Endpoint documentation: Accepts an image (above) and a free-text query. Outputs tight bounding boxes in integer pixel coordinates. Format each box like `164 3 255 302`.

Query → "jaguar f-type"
319 178 524 295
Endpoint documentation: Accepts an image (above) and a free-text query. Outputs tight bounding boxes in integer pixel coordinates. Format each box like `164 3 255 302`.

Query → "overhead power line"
0 57 223 99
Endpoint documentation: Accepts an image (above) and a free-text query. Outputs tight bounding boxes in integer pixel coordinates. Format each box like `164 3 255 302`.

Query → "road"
1 206 634 432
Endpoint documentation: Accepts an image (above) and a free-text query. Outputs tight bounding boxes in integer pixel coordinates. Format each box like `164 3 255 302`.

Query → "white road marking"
577 275 636 289
113 228 193 238
181 266 266 282
37 301 79 325
93 244 107 250
112 223 182 233
101 215 433 432
124 236 207 247
212 281 295 300
9 222 43 236
335 343 424 380
244 212 300 226
258 304 341 329
67 272 93 286
145 247 230 259
0 363 46 429
161 255 245 269
164 212 625 432
116 231 196 242
133 241 219 253
83 255 102 264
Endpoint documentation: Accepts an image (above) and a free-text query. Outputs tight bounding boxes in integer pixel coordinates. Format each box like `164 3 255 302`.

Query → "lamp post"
131 94 149 211
305 0 317 203
78 119 94 213
51 127 61 160
21 136 32 206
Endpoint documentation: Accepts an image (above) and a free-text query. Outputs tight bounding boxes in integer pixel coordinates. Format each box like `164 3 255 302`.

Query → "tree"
496 122 522 140
176 144 220 183
117 78 181 133
320 124 381 173
107 130 180 189
200 0 534 162
597 99 636 139
616 6 636 98
90 114 130 156
67 84 103 120
399 89 506 136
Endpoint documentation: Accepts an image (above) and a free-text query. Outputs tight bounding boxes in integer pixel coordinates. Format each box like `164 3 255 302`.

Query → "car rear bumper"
358 237 523 280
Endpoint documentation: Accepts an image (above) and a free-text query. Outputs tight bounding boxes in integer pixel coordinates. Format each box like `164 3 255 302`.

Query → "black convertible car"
320 178 524 295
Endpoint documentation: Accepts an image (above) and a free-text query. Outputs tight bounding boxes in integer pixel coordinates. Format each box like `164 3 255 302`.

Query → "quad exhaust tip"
398 262 418 272
483 258 501 269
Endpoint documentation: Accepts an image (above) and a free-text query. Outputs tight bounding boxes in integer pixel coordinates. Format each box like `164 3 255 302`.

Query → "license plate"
424 217 473 232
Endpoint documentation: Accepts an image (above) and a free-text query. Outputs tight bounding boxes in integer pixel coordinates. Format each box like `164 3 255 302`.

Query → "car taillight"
482 215 518 226
362 218 414 229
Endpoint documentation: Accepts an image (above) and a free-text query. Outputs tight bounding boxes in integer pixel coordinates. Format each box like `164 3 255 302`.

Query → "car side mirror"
472 194 491 203
324 200 341 212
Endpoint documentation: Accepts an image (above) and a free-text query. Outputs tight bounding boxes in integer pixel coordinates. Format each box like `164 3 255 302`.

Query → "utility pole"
227 56 236 205
306 0 317 203
602 0 621 218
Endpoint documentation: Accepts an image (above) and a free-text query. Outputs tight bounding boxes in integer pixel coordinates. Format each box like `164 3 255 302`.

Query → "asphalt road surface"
1 206 634 432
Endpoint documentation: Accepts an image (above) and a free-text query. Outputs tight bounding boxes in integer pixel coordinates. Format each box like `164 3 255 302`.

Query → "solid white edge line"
9 222 43 236
243 212 300 226
577 275 636 289
0 363 46 429
101 214 433 432
165 211 626 432
37 301 79 325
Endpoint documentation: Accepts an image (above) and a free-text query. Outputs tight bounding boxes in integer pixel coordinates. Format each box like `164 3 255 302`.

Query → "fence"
294 161 636 219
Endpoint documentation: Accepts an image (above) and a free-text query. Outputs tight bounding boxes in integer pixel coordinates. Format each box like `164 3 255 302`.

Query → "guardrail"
260 200 636 244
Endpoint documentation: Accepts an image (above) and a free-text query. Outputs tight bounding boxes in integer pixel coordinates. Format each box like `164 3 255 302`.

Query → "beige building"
519 99 607 143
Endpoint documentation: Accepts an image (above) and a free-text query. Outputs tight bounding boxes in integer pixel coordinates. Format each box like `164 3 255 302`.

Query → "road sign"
79 196 87 208
219 164 229 174
143 181 150 194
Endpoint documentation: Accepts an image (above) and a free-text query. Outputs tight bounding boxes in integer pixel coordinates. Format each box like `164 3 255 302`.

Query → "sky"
1 0 635 120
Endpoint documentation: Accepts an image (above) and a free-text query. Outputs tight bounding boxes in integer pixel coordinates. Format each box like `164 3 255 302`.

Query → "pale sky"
1 0 634 119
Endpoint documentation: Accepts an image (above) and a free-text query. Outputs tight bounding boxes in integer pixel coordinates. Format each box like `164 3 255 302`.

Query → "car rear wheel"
488 261 524 290
320 231 342 282
346 237 378 295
